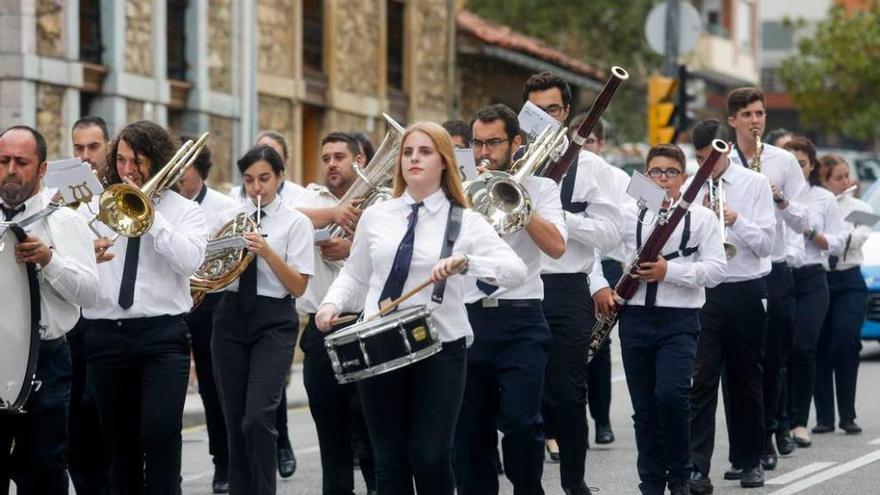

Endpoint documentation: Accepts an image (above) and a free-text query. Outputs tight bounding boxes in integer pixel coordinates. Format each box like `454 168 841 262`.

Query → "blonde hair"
392 122 470 208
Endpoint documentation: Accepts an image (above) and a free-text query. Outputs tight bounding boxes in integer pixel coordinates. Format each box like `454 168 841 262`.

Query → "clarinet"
587 139 730 362
541 66 629 183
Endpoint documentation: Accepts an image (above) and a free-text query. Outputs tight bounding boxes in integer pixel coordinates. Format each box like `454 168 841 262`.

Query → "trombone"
707 179 737 260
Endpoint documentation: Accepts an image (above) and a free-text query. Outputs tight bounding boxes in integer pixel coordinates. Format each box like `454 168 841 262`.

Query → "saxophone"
749 128 762 173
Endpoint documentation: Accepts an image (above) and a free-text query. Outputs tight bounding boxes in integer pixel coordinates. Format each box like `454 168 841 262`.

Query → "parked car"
860 182 880 340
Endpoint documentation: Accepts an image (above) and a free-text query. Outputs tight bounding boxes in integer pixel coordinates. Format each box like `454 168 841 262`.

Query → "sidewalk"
182 363 310 429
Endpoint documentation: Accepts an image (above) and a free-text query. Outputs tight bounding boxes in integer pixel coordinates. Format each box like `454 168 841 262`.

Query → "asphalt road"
177 341 880 495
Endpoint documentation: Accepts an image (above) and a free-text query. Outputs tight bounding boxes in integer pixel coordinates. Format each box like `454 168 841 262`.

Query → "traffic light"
676 64 705 134
648 75 677 146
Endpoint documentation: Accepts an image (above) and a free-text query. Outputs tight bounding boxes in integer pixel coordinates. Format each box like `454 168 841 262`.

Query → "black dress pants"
620 306 700 495
815 267 865 426
456 302 551 495
0 338 72 495
358 338 467 495
763 262 795 435
789 265 830 428
185 293 229 477
691 278 766 474
212 294 298 495
540 274 590 491
85 315 191 495
301 314 376 494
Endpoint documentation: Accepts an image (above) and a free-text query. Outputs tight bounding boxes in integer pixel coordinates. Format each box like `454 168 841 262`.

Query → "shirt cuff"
40 250 65 281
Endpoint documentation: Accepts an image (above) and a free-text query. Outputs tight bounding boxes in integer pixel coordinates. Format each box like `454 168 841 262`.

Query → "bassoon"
541 66 629 183
586 139 730 362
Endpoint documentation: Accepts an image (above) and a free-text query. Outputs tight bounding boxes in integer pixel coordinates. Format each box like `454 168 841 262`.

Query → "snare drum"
324 306 441 384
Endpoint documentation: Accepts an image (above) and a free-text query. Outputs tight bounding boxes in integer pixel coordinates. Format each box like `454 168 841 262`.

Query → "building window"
303 0 323 72
167 0 189 80
79 0 103 63
387 0 404 90
736 0 753 51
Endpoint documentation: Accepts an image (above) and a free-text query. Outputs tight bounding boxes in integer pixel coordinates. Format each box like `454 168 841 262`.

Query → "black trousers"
789 265 830 428
358 338 467 495
185 293 229 477
301 314 376 494
815 267 865 426
456 302 551 495
691 278 766 474
620 306 700 495
587 259 621 427
763 262 795 436
212 294 298 495
540 274 590 491
86 315 191 495
0 338 71 495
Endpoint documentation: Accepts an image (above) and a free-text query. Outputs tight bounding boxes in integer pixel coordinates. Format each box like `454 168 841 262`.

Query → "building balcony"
683 33 759 86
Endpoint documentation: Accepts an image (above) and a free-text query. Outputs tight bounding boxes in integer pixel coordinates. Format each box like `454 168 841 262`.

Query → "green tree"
465 0 661 142
780 3 880 142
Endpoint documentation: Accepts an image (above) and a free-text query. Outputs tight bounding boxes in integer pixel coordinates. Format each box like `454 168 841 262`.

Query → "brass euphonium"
464 124 568 234
92 133 210 238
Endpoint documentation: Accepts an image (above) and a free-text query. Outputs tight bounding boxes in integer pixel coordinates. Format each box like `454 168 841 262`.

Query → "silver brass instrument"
707 179 737 260
464 124 568 234
749 128 762 173
91 133 210 238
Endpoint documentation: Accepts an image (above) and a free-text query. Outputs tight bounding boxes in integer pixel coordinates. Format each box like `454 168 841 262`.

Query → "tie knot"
1 203 25 221
412 202 423 212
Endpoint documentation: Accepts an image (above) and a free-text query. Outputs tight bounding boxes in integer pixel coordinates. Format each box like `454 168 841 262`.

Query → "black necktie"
118 237 140 309
1 203 25 221
378 203 422 308
236 209 264 313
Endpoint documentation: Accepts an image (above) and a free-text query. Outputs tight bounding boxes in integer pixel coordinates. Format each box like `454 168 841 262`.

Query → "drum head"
0 225 40 411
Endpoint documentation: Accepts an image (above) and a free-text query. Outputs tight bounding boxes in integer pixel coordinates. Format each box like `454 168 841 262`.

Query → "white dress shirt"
620 202 727 308
730 143 808 263
215 196 315 298
3 193 99 339
691 163 777 282
587 162 634 295
464 175 567 301
189 185 235 234
228 180 308 209
82 190 208 319
542 150 620 275
322 188 528 344
289 184 351 314
834 194 873 270
790 185 845 268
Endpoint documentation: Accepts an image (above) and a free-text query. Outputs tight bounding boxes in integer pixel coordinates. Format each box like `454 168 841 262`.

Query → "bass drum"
0 224 41 412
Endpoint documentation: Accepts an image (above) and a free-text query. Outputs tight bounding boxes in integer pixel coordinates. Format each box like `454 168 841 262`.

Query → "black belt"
41 336 66 353
469 298 543 309
94 314 183 329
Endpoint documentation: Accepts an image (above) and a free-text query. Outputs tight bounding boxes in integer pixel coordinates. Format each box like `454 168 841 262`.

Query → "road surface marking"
765 462 836 485
869 437 880 445
767 449 880 494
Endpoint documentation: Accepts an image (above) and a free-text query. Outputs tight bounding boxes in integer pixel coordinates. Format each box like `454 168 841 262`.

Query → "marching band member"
68 115 111 494
296 132 376 495
211 144 314 495
782 138 845 447
0 126 99 494
689 119 776 492
229 130 307 207
82 120 208 494
316 122 527 495
455 104 567 495
814 154 871 435
525 72 620 494
177 136 235 493
611 144 726 495
441 120 472 149
725 88 808 461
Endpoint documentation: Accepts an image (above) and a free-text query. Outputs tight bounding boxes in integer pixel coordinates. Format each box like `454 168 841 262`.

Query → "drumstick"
330 257 467 326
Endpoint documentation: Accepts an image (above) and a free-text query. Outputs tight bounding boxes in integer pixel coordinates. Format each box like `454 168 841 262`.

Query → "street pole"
663 0 680 77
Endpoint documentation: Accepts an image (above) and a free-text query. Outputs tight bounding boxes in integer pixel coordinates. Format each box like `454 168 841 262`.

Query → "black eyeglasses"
646 167 682 178
538 104 565 117
472 138 509 150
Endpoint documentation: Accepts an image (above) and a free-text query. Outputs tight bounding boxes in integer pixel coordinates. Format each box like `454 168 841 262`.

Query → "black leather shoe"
761 453 778 471
212 478 229 494
724 466 743 480
740 465 764 488
278 447 296 478
775 429 796 455
811 423 834 434
545 440 560 463
792 432 812 448
595 424 615 444
563 481 597 494
669 482 690 495
688 470 713 495
840 419 862 434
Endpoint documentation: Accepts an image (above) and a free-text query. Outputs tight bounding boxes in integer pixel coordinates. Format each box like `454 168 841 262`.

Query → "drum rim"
334 341 444 384
325 305 433 344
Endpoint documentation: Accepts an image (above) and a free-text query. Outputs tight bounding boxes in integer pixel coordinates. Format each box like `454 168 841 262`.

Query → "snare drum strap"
431 204 463 304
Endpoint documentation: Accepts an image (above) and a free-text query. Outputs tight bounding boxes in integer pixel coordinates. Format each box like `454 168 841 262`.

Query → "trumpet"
707 179 737 260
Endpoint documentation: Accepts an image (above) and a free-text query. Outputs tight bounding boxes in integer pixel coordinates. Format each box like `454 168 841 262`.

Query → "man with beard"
0 125 99 494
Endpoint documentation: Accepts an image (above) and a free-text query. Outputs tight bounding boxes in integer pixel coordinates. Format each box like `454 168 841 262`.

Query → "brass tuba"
92 133 210 238
190 212 259 308
464 124 568 234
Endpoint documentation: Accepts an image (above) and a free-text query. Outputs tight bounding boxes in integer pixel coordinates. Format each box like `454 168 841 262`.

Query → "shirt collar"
401 188 447 214
717 161 742 185
244 195 283 216
1 192 45 220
